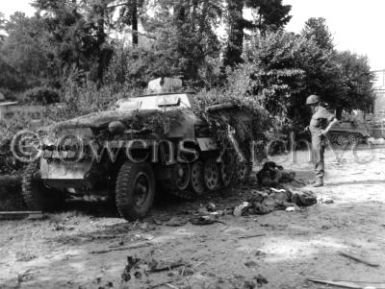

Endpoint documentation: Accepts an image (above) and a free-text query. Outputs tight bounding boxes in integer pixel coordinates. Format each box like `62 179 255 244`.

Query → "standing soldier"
306 95 338 187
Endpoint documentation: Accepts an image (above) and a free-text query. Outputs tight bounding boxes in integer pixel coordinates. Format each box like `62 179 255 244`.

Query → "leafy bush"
0 114 33 175
23 87 61 105
195 65 274 142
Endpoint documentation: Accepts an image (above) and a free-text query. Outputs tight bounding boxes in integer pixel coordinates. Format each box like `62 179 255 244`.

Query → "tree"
84 0 114 83
33 0 114 85
112 0 146 45
131 0 222 86
243 30 346 127
1 12 56 89
223 0 291 68
0 12 6 43
223 0 245 67
246 0 292 32
335 51 375 114
302 17 334 51
0 56 24 91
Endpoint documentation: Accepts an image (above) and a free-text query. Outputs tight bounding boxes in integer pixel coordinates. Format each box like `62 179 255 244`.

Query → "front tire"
115 162 155 221
22 162 65 211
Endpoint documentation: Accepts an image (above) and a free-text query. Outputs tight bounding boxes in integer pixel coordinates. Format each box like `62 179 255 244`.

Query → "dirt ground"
1 145 385 289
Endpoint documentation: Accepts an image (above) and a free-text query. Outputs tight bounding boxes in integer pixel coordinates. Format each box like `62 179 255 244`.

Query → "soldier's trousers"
312 136 325 180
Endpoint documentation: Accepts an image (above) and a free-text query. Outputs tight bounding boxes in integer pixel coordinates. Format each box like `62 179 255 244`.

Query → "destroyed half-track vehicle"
327 120 370 146
21 80 253 221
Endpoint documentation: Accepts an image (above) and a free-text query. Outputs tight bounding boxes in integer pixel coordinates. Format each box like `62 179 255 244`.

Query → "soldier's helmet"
306 94 320 105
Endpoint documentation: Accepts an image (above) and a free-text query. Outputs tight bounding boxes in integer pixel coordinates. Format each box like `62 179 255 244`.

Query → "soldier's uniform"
309 105 335 183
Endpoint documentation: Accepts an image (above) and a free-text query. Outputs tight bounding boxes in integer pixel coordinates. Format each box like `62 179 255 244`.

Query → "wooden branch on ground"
307 278 385 289
307 278 361 288
150 262 187 273
238 234 266 240
338 251 380 267
90 241 152 254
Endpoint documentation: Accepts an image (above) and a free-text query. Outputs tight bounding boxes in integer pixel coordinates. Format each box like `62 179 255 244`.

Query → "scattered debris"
242 274 268 288
255 250 267 258
17 269 34 284
150 261 187 273
291 190 317 207
285 206 297 212
190 215 226 226
164 217 189 227
234 202 251 217
121 256 145 282
206 202 217 212
52 224 75 231
256 274 268 287
138 222 157 231
338 251 380 267
319 196 334 204
244 261 258 268
121 255 190 288
134 234 155 241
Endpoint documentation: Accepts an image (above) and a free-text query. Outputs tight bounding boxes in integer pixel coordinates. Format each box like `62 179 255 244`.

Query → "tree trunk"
132 0 138 45
95 3 106 85
224 0 245 67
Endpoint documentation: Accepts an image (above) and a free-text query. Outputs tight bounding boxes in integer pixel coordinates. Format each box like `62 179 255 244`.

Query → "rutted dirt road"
1 146 385 289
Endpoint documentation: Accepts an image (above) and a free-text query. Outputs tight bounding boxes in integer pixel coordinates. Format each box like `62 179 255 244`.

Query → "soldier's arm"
322 118 339 135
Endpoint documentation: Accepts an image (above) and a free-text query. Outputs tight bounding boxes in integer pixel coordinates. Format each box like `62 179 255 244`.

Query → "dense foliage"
0 2 375 136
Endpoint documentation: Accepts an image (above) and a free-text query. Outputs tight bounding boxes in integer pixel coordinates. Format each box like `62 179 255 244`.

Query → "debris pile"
121 255 190 288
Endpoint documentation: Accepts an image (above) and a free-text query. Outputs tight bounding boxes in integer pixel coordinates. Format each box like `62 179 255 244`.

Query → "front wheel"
115 162 155 221
22 162 65 211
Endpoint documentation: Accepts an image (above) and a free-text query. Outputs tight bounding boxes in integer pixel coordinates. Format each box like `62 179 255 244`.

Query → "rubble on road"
121 255 191 288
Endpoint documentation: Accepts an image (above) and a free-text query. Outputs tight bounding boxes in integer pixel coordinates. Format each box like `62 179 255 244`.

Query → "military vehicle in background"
22 78 252 221
327 119 370 145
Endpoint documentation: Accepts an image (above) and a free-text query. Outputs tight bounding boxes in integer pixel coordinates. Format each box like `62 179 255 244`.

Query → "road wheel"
174 163 191 191
22 162 65 211
220 151 236 188
203 158 221 191
236 161 253 184
348 134 359 145
115 162 155 221
336 134 349 146
189 161 205 195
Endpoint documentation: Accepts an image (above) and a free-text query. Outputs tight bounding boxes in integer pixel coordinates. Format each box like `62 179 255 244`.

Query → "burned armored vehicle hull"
22 92 253 221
